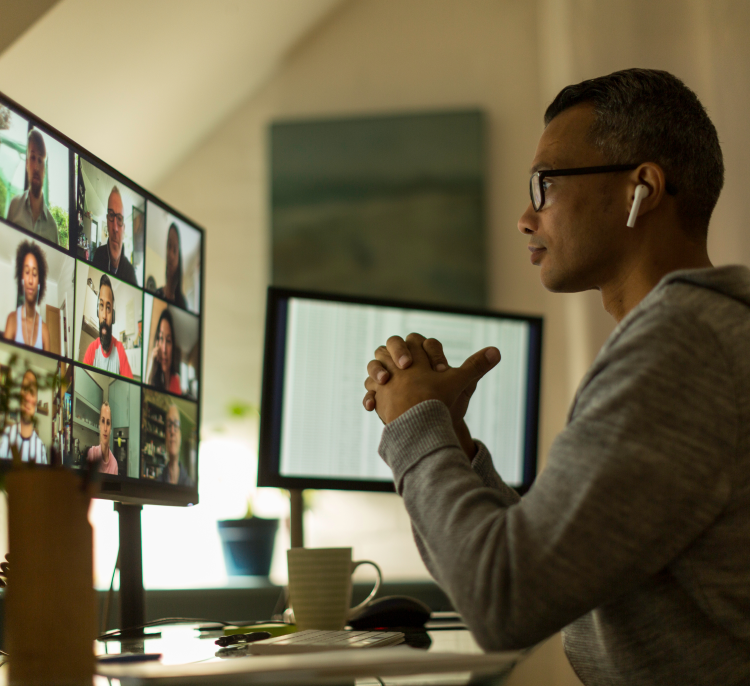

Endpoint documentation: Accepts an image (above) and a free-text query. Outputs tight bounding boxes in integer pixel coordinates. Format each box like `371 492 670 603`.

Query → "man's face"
98 283 114 349
99 404 111 448
20 371 37 424
106 191 124 262
517 104 631 293
26 141 45 199
166 405 181 462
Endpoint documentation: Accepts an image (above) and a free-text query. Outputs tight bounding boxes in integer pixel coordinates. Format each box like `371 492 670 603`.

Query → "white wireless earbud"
627 184 650 228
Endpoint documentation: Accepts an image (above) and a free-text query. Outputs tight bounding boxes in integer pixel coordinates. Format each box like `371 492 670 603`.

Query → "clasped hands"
362 333 501 459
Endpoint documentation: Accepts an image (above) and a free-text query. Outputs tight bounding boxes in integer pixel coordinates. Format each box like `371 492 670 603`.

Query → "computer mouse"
348 595 431 630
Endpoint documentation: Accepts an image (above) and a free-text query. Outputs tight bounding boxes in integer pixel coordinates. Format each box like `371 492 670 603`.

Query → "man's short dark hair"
15 240 48 301
99 273 115 305
544 68 724 235
27 128 46 157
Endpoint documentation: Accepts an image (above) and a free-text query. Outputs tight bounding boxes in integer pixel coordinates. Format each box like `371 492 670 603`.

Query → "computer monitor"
0 91 205 634
258 287 543 496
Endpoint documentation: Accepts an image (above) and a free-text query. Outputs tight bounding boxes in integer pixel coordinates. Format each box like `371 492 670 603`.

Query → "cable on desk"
101 547 120 635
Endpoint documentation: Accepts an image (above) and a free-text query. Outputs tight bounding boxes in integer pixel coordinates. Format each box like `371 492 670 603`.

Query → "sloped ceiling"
0 0 345 188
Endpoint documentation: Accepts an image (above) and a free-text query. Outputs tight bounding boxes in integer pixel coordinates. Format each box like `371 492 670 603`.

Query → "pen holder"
6 468 96 686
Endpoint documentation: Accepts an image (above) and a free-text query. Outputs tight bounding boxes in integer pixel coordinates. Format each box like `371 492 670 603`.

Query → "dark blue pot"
217 517 279 576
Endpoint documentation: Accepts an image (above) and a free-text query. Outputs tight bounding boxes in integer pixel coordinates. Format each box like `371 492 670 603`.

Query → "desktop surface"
83 623 522 685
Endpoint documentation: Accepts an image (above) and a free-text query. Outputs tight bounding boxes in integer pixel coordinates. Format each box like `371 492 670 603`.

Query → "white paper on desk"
98 646 522 685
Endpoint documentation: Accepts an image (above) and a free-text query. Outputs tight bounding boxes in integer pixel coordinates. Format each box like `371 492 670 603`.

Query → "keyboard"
246 629 405 654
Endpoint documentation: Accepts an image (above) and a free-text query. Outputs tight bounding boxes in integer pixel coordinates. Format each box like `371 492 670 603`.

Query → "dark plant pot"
217 516 279 577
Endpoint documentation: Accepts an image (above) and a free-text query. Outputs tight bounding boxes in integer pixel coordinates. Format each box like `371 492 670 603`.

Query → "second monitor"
258 288 543 494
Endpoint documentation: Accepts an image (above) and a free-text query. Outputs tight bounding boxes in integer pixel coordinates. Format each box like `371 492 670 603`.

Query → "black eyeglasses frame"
530 164 649 212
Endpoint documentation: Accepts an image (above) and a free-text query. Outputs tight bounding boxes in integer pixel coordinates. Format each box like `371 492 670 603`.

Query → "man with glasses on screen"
159 404 193 486
6 129 59 245
92 186 137 286
0 369 47 464
363 69 750 684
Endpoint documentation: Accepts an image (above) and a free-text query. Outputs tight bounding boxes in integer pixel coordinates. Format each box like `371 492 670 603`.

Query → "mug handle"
348 559 383 618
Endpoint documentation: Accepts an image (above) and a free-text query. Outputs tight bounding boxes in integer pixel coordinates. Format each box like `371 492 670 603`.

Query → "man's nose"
518 203 537 235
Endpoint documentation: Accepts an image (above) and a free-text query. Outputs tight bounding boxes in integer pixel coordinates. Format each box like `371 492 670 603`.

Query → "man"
86 402 118 475
159 404 193 486
0 369 47 463
92 186 137 286
363 69 750 684
82 273 133 378
6 129 59 245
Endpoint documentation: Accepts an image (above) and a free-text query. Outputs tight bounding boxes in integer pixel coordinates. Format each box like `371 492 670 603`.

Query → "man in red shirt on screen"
82 274 133 378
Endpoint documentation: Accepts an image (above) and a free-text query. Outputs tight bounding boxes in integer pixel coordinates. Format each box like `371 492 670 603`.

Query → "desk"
92 623 525 685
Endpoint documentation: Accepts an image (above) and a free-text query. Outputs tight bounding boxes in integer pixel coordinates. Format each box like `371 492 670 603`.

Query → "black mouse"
348 595 431 630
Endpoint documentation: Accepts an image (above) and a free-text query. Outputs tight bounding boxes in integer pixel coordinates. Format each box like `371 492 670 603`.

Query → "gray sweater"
379 266 750 685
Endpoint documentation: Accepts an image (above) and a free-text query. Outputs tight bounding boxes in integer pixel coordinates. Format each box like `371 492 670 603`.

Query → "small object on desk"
215 631 272 647
246 629 404 654
223 622 296 638
97 653 162 664
348 595 431 630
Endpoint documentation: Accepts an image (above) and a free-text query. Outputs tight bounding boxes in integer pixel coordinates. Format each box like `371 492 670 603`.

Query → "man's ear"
626 163 666 226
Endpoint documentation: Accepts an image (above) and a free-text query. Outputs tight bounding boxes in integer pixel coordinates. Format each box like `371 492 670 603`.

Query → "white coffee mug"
287 547 382 631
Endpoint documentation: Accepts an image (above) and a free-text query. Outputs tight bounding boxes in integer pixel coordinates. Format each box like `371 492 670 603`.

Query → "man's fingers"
386 335 412 369
373 346 400 374
423 337 449 372
368 358 390 384
405 333 430 365
363 390 376 411
458 347 501 384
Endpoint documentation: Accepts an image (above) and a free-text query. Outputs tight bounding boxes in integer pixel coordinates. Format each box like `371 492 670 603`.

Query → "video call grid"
0 92 204 489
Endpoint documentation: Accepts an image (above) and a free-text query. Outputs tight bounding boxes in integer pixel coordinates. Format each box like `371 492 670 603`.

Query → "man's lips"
528 245 546 264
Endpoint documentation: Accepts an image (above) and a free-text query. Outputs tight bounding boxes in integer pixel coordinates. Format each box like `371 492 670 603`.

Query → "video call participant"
92 187 137 286
82 274 133 378
6 129 59 245
0 369 47 463
155 223 187 309
146 309 181 394
86 401 117 475
3 241 50 351
159 404 193 486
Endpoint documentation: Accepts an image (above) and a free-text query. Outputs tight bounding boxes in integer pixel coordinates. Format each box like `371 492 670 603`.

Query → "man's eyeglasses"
107 210 124 228
167 419 181 432
530 164 640 212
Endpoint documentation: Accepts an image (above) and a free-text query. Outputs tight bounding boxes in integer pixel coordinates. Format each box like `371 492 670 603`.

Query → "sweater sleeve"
378 304 735 651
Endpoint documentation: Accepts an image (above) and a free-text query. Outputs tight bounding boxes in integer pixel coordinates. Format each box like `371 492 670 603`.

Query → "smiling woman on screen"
3 241 50 351
146 308 181 395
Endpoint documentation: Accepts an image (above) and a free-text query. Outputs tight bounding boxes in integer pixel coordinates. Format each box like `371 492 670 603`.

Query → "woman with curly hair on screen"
3 241 50 351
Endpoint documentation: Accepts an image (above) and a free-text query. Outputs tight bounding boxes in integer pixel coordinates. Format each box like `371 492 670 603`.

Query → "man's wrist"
453 419 477 461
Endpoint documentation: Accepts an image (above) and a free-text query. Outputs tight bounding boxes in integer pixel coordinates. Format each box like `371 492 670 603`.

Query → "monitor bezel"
0 90 205 507
258 286 543 495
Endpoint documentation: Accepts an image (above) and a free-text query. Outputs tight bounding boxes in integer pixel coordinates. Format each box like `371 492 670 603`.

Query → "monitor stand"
114 503 161 640
289 489 304 548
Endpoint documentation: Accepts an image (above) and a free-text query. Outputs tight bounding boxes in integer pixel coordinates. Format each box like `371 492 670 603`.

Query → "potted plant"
218 501 279 577
216 400 279 577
